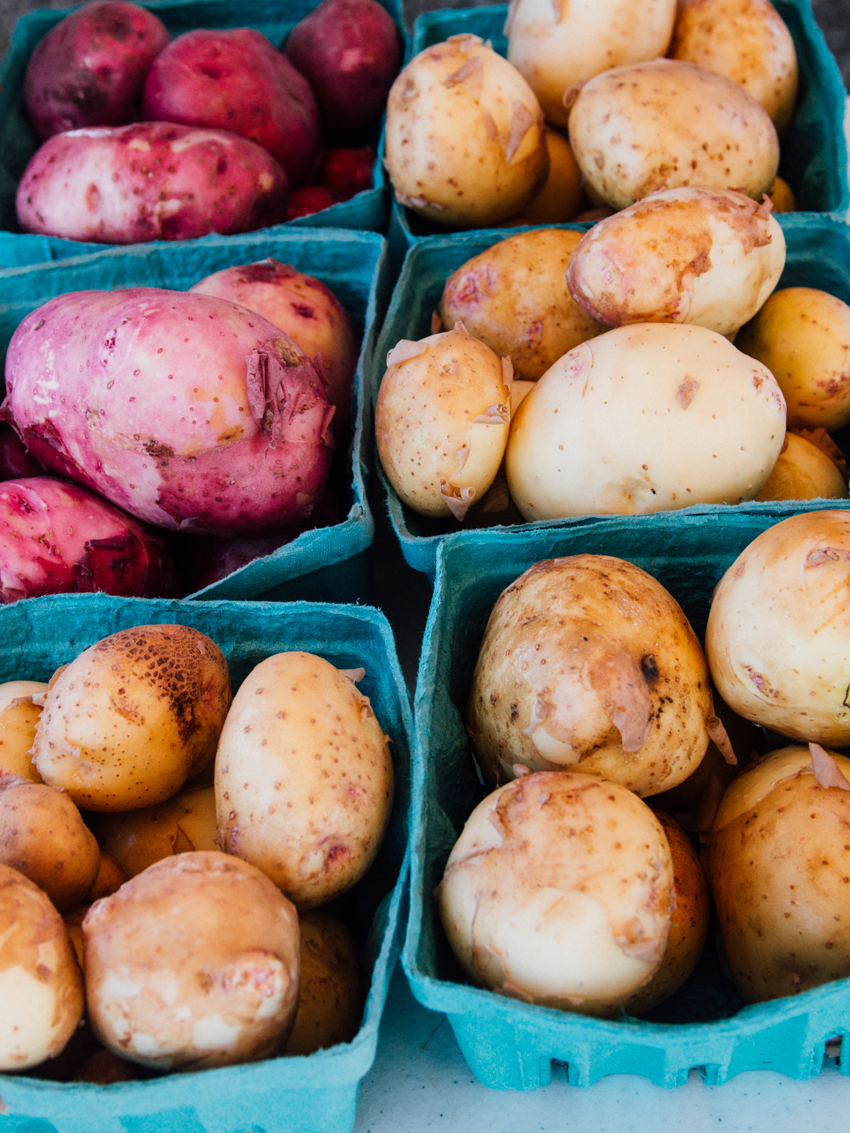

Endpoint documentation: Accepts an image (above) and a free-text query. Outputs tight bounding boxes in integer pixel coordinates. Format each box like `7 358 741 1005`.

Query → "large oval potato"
568 58 779 209
505 322 786 519
16 122 288 244
565 187 785 337
215 652 393 910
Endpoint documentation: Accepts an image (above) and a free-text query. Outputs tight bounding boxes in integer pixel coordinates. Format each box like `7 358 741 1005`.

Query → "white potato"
568 58 779 210
505 322 786 519
565 187 786 337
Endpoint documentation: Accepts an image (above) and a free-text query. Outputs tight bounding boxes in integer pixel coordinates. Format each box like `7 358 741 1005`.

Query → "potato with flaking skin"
669 0 798 135
705 745 850 1003
705 511 850 745
215 653 393 910
0 776 101 910
466 555 714 797
435 771 675 1017
565 187 786 337
33 624 232 812
0 862 84 1071
568 58 779 210
384 35 548 229
735 287 850 432
439 229 604 382
376 325 511 521
83 852 300 1070
0 679 47 781
754 431 849 501
283 909 362 1054
624 810 710 1014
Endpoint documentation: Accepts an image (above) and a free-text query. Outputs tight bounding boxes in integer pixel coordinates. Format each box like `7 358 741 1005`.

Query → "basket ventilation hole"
824 1036 843 1063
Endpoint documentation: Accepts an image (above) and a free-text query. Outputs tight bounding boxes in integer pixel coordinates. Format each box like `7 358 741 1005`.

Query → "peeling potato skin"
215 652 394 910
466 555 712 796
33 624 232 812
565 187 785 337
568 58 779 211
439 229 605 381
705 747 850 1004
705 511 850 745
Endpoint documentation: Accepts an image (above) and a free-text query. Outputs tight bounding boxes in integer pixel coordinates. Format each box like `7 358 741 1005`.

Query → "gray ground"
0 0 847 89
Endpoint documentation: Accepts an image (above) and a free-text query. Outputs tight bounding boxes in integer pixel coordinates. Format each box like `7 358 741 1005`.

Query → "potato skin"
0 862 84 1071
216 652 393 910
568 58 779 210
33 624 232 811
16 122 288 244
466 555 713 796
439 229 604 381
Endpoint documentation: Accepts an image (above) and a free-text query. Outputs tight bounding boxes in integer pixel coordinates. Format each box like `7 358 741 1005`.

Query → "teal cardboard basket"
372 211 850 581
0 0 409 268
0 592 412 1133
403 514 850 1090
0 226 392 603
387 0 850 259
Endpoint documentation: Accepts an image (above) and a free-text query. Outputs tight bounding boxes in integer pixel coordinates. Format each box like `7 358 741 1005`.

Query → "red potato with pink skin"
2 289 335 536
0 476 177 602
16 122 288 245
142 29 321 188
23 0 169 141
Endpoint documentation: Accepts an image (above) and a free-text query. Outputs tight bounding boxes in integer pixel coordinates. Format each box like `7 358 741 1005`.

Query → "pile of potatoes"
437 522 850 1015
0 623 394 1077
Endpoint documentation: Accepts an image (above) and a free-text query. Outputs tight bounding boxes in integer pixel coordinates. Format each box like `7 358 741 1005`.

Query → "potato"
511 127 584 224
754 431 849 501
0 777 101 910
436 771 675 1017
705 745 850 1002
0 863 84 1070
83 852 300 1070
33 624 232 811
705 511 850 745
735 287 850 432
385 35 548 228
439 229 604 381
0 679 46 781
16 122 288 244
565 187 786 337
505 322 786 520
283 910 362 1055
505 0 677 128
215 653 393 910
568 58 779 210
375 325 511 520
764 175 795 212
465 555 714 796
669 0 798 135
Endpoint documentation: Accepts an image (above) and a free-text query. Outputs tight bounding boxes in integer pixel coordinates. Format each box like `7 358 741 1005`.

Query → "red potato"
142 28 321 188
23 0 169 141
0 425 43 480
16 122 288 245
287 186 340 219
317 146 376 200
285 0 402 139
3 289 335 536
0 476 177 602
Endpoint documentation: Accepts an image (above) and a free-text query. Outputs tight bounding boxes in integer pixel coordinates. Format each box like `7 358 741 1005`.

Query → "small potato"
83 852 300 1070
565 187 785 337
0 777 100 910
385 35 548 228
505 323 786 520
436 771 675 1017
512 128 584 224
0 863 84 1071
375 325 511 520
216 653 393 910
568 58 779 210
0 679 46 781
439 229 604 381
33 624 232 812
763 175 795 212
735 287 850 431
754 431 849 501
669 0 798 135
283 910 362 1055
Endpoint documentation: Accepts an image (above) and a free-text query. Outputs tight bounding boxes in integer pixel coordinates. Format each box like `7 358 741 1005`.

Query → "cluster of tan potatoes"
0 625 394 1077
376 0 850 525
437 510 850 1015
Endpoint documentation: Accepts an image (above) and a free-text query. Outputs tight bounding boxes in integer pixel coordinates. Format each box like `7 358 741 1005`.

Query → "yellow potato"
0 680 47 782
511 128 584 224
283 910 362 1055
754 431 849 501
